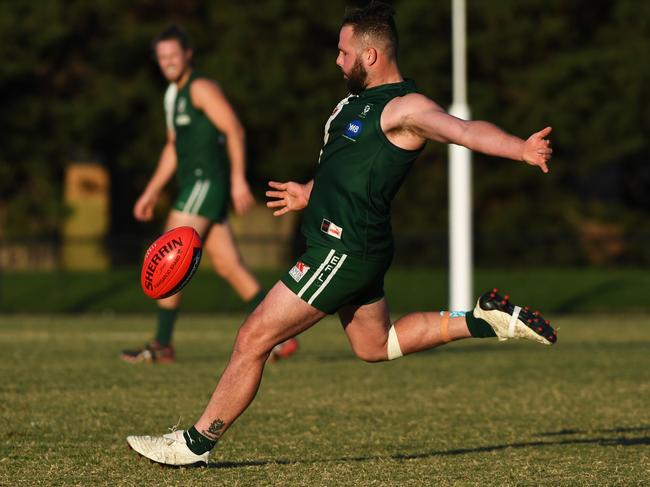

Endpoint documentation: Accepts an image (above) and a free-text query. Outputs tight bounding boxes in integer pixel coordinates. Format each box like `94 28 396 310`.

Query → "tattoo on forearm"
202 419 226 440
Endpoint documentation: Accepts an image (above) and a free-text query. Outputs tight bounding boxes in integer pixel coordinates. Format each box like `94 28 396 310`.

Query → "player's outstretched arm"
386 94 552 173
133 131 177 222
191 79 254 215
266 180 314 216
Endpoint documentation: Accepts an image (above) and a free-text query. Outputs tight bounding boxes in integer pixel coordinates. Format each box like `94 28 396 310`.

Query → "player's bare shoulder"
381 93 440 150
189 78 225 107
384 93 444 125
383 93 466 145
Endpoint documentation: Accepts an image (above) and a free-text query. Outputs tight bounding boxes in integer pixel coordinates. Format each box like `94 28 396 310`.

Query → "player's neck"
175 68 193 89
365 65 403 90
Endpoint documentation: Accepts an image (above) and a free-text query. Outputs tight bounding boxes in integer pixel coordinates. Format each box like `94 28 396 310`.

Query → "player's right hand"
266 181 310 216
133 192 157 221
231 178 255 216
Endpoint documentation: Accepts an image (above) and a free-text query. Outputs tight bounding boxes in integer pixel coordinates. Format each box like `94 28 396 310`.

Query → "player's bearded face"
156 40 191 83
345 58 368 95
160 55 188 83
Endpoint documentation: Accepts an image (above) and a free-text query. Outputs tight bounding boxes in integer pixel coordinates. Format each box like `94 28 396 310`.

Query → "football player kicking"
126 2 556 465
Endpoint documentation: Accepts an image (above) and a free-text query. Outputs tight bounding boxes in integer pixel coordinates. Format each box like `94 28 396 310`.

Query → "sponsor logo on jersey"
343 120 363 141
321 219 343 239
289 261 311 282
176 114 191 125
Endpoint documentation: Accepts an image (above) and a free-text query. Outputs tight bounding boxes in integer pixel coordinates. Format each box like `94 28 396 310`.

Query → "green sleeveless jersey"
302 80 424 260
164 72 229 185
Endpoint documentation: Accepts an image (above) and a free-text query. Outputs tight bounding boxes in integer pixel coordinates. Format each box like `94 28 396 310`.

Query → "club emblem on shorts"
321 219 343 239
343 120 363 140
289 261 310 282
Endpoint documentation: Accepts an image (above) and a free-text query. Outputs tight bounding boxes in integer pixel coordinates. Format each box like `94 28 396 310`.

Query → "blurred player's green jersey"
164 71 229 186
302 80 424 260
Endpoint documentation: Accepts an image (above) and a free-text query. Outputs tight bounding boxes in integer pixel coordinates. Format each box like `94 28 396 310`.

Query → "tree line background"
1 0 648 267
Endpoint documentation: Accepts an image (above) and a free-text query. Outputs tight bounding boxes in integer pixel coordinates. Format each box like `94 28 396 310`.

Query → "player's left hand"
522 126 553 173
231 179 255 215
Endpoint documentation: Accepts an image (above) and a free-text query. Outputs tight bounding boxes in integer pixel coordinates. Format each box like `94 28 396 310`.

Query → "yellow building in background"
62 163 110 270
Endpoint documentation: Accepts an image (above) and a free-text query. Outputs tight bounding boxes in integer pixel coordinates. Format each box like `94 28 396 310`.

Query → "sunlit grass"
0 313 648 485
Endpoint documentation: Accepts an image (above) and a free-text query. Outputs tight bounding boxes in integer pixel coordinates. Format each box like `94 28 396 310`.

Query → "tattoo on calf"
203 419 226 440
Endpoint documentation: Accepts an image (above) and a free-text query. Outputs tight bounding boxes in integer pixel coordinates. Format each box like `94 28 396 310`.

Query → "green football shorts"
173 178 229 223
281 246 392 314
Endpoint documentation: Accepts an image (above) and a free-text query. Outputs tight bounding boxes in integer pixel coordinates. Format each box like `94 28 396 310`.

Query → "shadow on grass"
208 426 650 469
538 425 650 436
384 435 650 461
63 274 136 313
553 278 626 313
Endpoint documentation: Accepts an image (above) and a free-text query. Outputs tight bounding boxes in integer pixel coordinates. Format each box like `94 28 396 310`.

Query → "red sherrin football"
140 226 202 299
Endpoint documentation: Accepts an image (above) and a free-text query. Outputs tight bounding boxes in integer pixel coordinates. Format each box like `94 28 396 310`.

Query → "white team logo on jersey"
176 114 191 125
356 104 373 119
175 97 191 125
177 97 187 113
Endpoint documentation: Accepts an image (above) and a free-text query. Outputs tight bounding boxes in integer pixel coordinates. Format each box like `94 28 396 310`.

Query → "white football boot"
126 430 209 467
472 288 557 345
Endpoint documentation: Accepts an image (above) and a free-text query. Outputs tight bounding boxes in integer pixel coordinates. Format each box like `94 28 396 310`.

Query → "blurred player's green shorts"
281 246 392 314
173 178 229 223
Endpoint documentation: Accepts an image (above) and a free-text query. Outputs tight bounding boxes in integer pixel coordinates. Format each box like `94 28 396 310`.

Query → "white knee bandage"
387 325 403 360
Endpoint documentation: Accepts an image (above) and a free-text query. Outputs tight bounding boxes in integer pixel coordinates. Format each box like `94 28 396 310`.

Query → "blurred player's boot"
126 430 208 467
120 341 175 364
473 289 557 345
268 337 299 362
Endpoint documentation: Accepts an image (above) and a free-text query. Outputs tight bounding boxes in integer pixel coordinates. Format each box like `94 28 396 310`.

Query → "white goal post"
448 0 473 311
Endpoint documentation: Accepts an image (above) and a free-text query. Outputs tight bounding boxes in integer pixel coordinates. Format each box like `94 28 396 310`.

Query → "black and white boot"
473 288 557 345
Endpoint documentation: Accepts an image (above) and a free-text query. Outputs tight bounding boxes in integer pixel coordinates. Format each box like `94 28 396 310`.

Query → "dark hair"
152 24 191 51
342 1 399 60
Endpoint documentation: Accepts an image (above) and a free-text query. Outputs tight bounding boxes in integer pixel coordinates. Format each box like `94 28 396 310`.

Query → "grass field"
1 267 649 313
1 313 649 486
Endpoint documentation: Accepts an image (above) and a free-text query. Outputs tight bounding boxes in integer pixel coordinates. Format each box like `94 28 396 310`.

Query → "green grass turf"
0 313 649 486
1 266 649 313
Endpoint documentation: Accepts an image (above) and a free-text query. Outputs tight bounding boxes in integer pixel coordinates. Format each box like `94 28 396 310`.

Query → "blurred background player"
121 25 297 364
